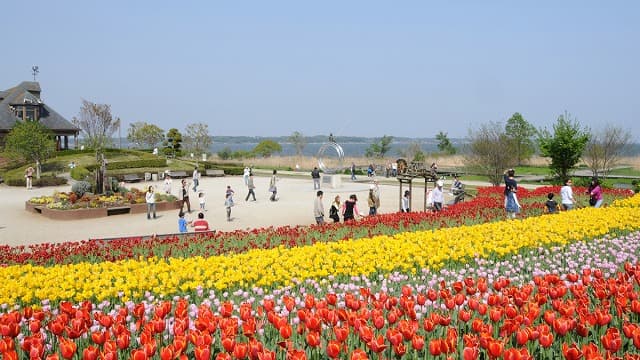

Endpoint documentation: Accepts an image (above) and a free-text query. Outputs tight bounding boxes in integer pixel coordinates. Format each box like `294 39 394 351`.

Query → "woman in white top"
560 179 575 210
145 186 156 219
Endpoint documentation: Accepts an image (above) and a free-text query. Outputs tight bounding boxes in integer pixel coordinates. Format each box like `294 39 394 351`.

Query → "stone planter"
41 206 107 220
25 201 44 214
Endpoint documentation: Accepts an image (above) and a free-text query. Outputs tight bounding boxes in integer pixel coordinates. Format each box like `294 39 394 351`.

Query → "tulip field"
1 186 640 359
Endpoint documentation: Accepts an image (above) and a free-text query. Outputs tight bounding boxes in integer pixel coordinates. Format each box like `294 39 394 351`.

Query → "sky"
2 1 639 139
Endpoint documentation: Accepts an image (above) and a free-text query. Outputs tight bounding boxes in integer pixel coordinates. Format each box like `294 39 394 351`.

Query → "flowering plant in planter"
28 189 177 210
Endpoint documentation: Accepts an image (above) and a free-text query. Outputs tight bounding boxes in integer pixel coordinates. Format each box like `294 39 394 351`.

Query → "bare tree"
183 123 212 160
583 125 632 178
72 99 120 151
464 122 517 185
289 131 306 156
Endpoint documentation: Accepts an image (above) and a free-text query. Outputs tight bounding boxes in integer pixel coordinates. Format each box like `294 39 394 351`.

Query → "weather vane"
32 66 39 81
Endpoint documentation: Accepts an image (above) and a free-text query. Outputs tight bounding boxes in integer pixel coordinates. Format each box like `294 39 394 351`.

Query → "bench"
123 174 143 183
205 169 225 177
168 171 188 178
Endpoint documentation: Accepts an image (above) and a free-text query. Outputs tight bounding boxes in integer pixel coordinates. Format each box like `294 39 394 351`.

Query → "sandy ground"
0 173 458 247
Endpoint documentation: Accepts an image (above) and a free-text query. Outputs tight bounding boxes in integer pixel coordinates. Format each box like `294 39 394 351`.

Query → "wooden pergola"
395 160 439 212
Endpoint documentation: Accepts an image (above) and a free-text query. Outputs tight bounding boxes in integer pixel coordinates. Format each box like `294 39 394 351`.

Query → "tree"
163 128 183 157
72 99 120 151
289 131 306 156
4 120 56 179
398 142 425 162
253 140 282 158
538 112 590 181
183 123 212 159
126 122 165 149
583 125 632 178
435 131 456 155
505 112 537 165
365 135 394 158
464 122 517 185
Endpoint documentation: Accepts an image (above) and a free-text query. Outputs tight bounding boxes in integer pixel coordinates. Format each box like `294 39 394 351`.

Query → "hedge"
5 175 68 187
85 159 167 172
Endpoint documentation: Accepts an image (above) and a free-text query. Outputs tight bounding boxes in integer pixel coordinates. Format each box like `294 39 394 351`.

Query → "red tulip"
411 334 425 351
233 342 248 359
130 349 147 360
279 324 292 339
601 327 621 353
562 342 582 360
221 336 235 352
463 346 479 360
306 331 321 348
194 345 210 360
539 331 554 348
487 339 504 358
215 353 232 360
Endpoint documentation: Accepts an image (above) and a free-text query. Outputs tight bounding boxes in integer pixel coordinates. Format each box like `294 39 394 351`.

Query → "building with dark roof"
0 81 79 149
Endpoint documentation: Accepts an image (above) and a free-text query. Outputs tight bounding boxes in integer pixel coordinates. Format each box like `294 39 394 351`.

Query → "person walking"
314 190 325 224
198 191 206 211
25 166 34 190
588 178 604 208
192 166 200 192
179 179 192 213
243 167 251 186
145 185 157 220
329 195 341 222
350 163 357 181
560 179 575 210
269 169 278 201
245 174 257 201
224 193 234 221
341 194 361 221
432 180 445 212
311 167 321 190
367 186 380 215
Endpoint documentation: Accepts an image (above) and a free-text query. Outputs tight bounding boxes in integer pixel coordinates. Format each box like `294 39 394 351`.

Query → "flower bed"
25 188 179 220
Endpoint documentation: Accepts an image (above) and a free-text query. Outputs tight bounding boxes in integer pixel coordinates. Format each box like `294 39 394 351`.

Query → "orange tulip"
601 327 621 353
58 337 77 359
463 346 479 360
130 349 147 360
233 342 248 359
194 346 210 360
562 343 582 360
326 340 341 358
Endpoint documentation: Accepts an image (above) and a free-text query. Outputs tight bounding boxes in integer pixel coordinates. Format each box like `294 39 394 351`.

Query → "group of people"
504 169 604 218
313 181 381 224
243 167 279 202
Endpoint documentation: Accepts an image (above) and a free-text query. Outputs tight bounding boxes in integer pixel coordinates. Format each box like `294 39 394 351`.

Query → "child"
178 211 190 233
224 193 234 221
545 193 558 214
198 191 206 211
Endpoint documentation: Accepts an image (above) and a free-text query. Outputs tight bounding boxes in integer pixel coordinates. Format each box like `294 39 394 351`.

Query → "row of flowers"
1 229 640 358
4 186 632 266
2 194 640 306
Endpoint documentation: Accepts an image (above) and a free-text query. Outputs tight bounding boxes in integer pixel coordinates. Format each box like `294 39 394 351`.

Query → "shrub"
72 181 93 198
70 166 91 181
217 147 232 160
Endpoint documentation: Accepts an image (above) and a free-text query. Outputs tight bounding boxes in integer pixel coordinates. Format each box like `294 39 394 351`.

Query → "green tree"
183 123 212 159
505 112 537 165
4 120 56 179
435 131 456 155
253 140 282 158
538 112 590 181
583 125 631 178
217 147 232 160
126 122 164 149
72 99 120 151
163 128 183 157
365 135 394 158
464 122 517 185
289 131 306 156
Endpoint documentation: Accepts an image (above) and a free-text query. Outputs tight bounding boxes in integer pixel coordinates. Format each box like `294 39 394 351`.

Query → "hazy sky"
2 1 639 139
